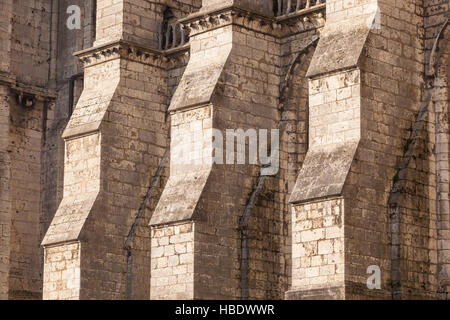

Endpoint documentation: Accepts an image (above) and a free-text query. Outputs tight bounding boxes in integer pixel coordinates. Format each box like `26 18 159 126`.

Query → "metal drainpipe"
238 37 318 300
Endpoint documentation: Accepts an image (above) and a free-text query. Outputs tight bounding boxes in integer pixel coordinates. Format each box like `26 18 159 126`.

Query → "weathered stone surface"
307 8 376 77
0 0 449 301
289 142 358 202
200 0 273 16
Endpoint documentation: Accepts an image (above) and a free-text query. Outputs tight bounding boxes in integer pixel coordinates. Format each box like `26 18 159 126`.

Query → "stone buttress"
149 0 279 299
149 0 325 300
41 0 193 299
288 0 447 299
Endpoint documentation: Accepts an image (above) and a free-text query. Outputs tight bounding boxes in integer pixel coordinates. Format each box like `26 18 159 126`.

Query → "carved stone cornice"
0 72 57 102
74 40 191 70
179 4 325 39
74 5 325 70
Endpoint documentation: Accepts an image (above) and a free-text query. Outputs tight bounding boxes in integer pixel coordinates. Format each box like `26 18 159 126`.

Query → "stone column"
42 0 170 299
288 0 432 299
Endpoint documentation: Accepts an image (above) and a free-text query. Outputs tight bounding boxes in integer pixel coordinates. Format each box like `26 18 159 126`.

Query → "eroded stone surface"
0 0 448 300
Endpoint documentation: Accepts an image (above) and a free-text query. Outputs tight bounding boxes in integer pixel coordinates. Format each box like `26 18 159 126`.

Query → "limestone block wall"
95 0 151 46
43 130 102 246
41 0 203 300
151 0 325 299
41 0 96 262
1 0 447 301
151 222 195 299
152 17 279 299
7 96 47 299
10 0 52 87
200 0 273 15
290 199 345 299
310 69 361 147
0 0 12 73
0 85 12 300
247 33 320 298
0 0 97 300
213 25 283 299
90 57 169 300
288 67 361 299
168 63 189 106
0 0 55 300
43 243 81 300
94 0 201 48
279 26 321 292
434 35 449 295
3 2 60 298
150 0 328 299
351 0 437 299
288 0 442 299
43 49 170 299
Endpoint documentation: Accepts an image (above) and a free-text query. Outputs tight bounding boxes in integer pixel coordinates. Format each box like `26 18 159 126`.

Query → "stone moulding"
179 4 325 39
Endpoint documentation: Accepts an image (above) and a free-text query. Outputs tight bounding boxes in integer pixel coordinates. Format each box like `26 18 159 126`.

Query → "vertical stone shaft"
0 0 13 300
433 23 450 295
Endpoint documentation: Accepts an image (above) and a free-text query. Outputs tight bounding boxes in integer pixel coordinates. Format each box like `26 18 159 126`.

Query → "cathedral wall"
151 222 195 300
346 0 434 299
10 0 52 87
0 85 12 300
225 24 286 300
7 94 46 299
1 0 96 300
287 0 445 300
246 29 320 299
1 0 448 300
5 1 54 299
289 198 345 299
425 0 450 297
0 0 12 74
41 0 95 276
151 2 323 297
43 242 81 300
